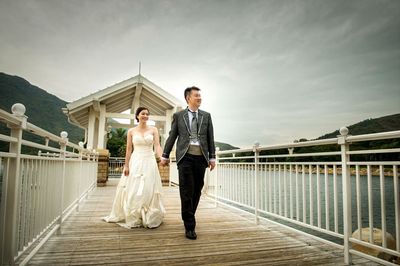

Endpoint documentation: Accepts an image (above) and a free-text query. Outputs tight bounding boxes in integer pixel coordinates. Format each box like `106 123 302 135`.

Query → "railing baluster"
254 142 259 224
333 165 338 233
394 165 399 253
261 164 265 211
21 159 29 249
324 164 330 231
317 164 321 228
356 165 362 240
273 164 276 214
289 164 293 220
268 164 272 213
284 164 287 217
278 164 282 216
367 165 373 244
309 164 313 226
302 165 306 223
31 159 38 243
296 165 299 221
379 165 387 248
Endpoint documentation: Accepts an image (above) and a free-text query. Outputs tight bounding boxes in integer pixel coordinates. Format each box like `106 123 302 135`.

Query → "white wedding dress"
103 133 165 228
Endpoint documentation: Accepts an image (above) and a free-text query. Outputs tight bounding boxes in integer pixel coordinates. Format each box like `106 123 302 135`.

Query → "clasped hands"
160 158 215 171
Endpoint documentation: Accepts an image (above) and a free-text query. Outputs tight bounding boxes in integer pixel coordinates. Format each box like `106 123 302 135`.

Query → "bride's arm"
124 129 134 175
153 127 162 161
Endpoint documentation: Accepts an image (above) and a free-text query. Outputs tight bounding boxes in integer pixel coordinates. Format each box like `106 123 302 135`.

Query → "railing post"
77 141 84 212
214 147 220 207
338 127 352 265
57 131 68 234
253 141 260 224
2 104 27 265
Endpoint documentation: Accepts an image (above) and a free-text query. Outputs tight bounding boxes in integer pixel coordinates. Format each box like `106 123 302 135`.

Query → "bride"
103 107 165 228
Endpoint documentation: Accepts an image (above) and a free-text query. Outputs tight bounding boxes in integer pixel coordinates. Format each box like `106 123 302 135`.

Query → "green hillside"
215 141 239 151
0 72 84 146
318 114 400 139
0 73 239 155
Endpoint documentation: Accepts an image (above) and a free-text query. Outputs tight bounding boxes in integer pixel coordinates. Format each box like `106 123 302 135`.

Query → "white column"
87 107 96 150
97 104 106 149
131 83 142 127
165 108 173 140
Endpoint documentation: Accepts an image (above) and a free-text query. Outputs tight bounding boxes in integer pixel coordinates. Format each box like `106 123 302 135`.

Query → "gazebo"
62 74 184 185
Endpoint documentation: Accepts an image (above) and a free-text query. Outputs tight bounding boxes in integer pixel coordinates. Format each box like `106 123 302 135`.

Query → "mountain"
215 141 239 151
0 72 84 145
318 113 400 140
1 72 398 154
0 73 239 154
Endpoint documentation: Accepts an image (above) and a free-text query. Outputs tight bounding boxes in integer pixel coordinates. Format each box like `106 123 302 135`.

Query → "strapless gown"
103 133 165 228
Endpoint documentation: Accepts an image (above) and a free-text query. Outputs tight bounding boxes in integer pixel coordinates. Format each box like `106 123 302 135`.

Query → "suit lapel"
198 110 204 133
183 110 190 133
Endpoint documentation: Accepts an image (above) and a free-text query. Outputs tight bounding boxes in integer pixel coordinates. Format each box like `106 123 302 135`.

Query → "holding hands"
209 161 215 171
160 158 170 167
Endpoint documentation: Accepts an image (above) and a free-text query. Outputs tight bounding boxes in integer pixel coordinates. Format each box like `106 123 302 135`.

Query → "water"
217 166 399 239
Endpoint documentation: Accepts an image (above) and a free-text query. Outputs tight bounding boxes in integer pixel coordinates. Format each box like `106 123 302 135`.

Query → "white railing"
0 104 98 265
205 128 400 265
108 157 124 178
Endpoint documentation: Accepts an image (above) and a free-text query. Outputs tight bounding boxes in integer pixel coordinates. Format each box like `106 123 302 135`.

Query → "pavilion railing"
0 104 98 266
108 157 125 178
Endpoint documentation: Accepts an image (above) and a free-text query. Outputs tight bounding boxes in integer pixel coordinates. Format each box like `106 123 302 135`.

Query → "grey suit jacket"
162 108 216 164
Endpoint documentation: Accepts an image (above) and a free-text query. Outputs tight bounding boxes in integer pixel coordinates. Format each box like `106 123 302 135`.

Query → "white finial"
339 127 349 136
60 131 68 139
11 103 26 116
253 141 260 152
78 141 84 148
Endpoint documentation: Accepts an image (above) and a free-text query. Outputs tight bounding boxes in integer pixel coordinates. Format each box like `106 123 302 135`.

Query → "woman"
103 107 165 228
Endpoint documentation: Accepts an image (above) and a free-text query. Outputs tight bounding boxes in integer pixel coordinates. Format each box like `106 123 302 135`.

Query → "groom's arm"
162 112 179 159
207 113 216 160
207 113 216 171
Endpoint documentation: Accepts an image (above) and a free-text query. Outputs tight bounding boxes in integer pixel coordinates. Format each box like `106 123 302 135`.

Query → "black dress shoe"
185 230 197 240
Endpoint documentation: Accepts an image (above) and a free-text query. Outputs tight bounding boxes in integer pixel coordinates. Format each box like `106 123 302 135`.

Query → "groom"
161 86 216 240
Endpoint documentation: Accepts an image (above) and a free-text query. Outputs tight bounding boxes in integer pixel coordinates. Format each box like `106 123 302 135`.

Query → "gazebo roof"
63 75 184 128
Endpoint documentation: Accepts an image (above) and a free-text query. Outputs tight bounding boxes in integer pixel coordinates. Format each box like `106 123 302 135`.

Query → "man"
161 86 216 240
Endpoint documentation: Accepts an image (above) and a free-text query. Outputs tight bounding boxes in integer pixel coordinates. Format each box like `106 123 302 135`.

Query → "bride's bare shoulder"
150 126 159 133
127 127 136 135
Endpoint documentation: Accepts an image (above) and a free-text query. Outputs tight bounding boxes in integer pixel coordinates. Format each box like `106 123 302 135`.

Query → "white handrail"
206 128 400 265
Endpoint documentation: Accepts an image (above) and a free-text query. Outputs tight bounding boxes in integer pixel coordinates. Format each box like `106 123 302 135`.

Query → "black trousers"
177 153 207 231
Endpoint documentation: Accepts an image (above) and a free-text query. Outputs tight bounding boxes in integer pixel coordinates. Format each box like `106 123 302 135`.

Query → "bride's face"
138 110 149 123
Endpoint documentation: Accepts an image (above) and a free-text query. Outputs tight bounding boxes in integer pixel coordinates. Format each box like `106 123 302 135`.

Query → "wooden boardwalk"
25 179 377 265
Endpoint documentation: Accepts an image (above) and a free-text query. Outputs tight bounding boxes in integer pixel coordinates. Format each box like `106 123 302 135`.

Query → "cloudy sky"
1 0 399 148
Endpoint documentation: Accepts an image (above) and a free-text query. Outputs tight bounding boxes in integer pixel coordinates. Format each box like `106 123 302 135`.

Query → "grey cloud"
1 0 399 147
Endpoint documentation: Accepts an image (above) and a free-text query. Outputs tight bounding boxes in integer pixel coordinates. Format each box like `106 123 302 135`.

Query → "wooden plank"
24 179 379 265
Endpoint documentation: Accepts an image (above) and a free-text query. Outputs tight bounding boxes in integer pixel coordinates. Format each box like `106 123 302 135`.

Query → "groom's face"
187 90 202 108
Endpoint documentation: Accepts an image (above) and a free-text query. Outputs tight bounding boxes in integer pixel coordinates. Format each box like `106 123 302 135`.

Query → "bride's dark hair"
135 107 149 122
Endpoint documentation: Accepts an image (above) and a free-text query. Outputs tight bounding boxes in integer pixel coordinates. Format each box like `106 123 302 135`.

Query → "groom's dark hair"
184 86 200 102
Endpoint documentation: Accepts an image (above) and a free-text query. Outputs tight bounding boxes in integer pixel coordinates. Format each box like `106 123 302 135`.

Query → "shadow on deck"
25 179 377 265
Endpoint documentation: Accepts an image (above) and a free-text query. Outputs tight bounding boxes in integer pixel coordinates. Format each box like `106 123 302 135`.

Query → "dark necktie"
190 111 198 141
